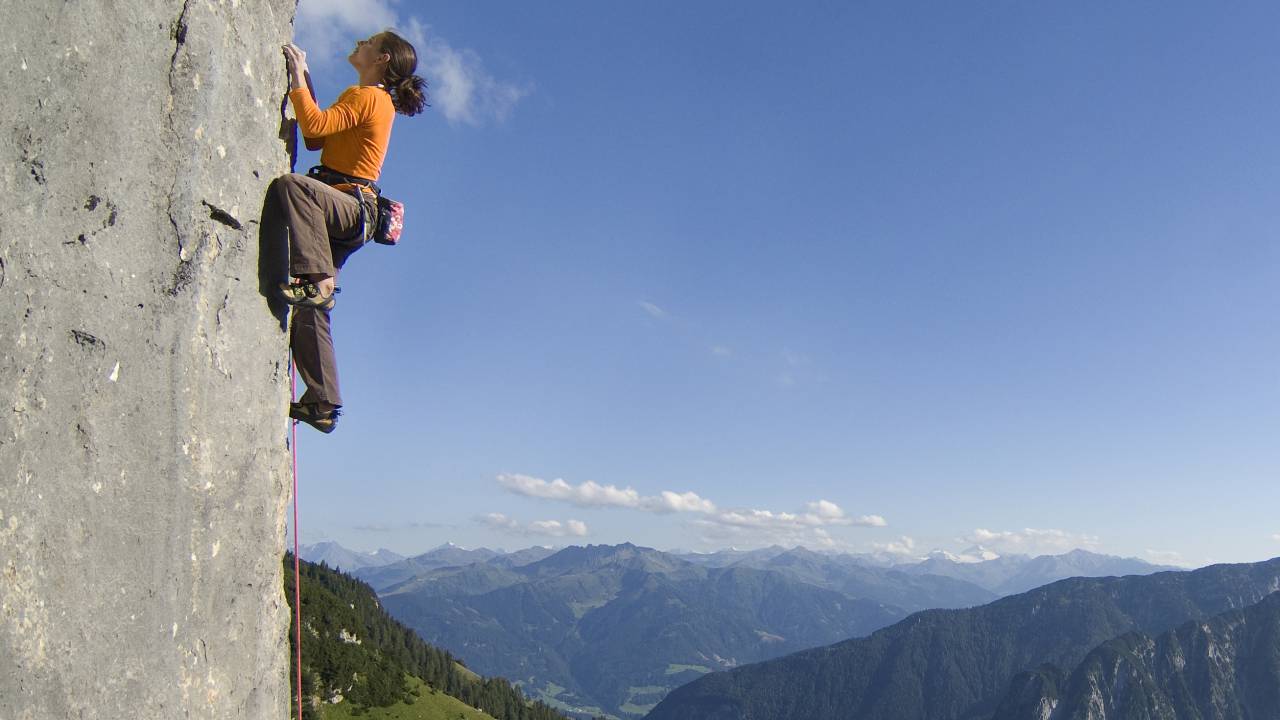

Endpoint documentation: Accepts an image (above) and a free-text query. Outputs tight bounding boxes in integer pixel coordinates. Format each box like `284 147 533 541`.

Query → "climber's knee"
272 173 294 193
272 173 307 202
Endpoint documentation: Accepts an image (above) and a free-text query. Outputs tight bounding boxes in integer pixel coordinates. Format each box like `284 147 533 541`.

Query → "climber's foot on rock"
290 401 340 434
278 279 336 310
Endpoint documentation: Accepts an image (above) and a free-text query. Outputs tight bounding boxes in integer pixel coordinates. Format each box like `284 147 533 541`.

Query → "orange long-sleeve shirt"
289 85 394 182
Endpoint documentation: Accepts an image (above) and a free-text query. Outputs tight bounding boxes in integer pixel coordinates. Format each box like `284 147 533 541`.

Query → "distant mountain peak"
959 545 1002 562
925 546 1000 564
1057 548 1103 559
299 541 405 572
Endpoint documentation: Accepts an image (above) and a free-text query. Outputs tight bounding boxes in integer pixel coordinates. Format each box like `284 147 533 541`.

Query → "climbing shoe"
278 280 337 310
290 402 341 434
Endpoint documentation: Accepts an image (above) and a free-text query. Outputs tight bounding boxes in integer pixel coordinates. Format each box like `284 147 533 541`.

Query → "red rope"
289 355 303 720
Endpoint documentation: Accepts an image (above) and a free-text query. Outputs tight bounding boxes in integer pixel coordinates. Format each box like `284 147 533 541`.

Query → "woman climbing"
273 32 426 433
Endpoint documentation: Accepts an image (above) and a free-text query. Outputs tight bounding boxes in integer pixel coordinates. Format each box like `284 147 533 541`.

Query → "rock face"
992 591 1280 720
0 2 297 718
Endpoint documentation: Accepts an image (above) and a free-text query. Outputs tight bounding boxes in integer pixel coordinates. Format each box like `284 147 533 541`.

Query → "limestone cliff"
992 591 1280 719
1 2 297 718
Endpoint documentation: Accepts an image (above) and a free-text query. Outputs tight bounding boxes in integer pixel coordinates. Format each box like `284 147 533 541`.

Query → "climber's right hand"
282 44 308 89
282 44 308 70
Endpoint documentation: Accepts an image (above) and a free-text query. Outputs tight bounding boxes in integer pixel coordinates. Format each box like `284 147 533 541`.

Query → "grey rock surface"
0 2 298 718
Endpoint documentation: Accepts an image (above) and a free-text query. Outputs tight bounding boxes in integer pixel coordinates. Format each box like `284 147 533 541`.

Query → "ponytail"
389 72 428 116
378 31 429 117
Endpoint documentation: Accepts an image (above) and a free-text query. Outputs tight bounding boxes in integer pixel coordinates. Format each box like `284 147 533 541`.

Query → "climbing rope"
289 355 303 720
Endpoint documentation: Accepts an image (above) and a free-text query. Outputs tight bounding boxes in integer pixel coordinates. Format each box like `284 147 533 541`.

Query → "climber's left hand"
282 43 308 87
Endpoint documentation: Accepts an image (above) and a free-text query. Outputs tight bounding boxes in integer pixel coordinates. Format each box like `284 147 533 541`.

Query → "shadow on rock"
258 181 290 332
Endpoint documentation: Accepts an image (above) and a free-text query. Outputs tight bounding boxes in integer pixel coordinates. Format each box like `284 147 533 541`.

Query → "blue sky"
290 0 1280 568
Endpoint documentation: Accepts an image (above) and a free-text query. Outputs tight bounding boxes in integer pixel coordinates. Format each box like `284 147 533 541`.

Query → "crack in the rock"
169 1 191 66
164 0 196 297
201 201 243 230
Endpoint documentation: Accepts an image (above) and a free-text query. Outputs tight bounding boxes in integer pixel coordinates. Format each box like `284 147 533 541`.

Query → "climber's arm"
301 70 324 151
283 43 362 139
289 89 366 138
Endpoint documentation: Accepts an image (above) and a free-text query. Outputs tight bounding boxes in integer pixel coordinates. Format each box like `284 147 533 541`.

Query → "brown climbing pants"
270 173 376 408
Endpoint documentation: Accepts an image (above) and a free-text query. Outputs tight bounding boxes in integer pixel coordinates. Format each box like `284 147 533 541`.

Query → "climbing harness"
305 164 406 246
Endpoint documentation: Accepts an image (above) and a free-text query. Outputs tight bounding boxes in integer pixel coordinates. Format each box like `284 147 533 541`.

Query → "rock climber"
271 32 426 433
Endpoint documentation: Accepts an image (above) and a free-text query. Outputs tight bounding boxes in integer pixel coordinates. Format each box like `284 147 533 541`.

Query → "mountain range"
302 541 1174 718
302 541 1177 600
645 557 1280 720
897 547 1178 596
377 543 905 718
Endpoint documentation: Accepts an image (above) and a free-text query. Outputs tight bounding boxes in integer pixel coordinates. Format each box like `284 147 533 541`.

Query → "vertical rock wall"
0 2 297 718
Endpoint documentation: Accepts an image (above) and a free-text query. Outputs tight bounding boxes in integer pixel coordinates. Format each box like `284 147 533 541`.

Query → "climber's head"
374 31 429 117
347 32 427 116
348 33 391 78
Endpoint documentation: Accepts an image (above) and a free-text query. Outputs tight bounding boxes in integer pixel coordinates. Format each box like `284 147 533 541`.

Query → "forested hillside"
992 591 1280 719
284 554 575 720
645 558 1280 720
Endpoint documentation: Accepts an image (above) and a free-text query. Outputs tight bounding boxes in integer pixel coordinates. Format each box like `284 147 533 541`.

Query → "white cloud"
656 490 718 514
295 0 397 63
930 546 1000 564
964 528 1101 556
498 474 642 508
694 520 842 550
695 499 884 551
708 501 881 531
871 535 920 560
710 345 733 356
496 474 717 514
1271 533 1280 542
415 19 532 125
528 519 589 537
481 512 520 531
479 513 587 538
639 301 668 319
497 474 887 549
1144 549 1188 567
806 500 886 526
808 499 844 519
294 0 529 126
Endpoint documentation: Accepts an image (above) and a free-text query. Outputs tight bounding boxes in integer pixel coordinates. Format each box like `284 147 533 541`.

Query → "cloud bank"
1144 549 1188 566
871 535 918 559
479 513 588 538
496 473 885 549
962 527 1101 556
497 474 718 514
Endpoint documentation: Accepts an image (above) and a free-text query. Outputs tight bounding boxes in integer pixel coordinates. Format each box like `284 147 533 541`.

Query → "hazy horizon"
299 537 1232 570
